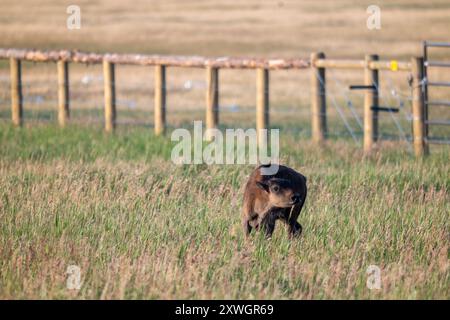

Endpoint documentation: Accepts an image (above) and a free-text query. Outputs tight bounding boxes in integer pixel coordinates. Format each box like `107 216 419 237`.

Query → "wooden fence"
0 48 428 157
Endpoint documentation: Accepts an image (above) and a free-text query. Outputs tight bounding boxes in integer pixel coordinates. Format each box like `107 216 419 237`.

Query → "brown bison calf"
242 164 307 239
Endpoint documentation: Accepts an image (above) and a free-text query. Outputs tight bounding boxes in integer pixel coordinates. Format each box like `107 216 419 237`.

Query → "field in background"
1 1 450 142
0 124 448 299
1 0 450 58
0 0 449 299
0 0 449 142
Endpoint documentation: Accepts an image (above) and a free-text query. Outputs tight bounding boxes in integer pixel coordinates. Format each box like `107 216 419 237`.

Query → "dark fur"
242 164 307 238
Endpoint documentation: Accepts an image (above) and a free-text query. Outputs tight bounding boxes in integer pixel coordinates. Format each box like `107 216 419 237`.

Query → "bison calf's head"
256 178 301 208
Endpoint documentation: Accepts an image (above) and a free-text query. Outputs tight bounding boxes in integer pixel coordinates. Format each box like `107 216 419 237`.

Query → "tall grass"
0 123 448 299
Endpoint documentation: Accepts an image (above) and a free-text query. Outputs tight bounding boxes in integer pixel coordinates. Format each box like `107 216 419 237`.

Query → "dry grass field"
0 0 449 299
1 0 450 58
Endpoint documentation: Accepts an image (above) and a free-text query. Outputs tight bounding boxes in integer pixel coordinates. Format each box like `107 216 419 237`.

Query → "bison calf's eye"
272 185 280 192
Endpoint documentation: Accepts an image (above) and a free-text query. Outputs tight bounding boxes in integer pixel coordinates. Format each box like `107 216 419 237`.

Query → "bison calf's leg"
242 219 252 237
261 215 276 239
286 202 304 238
288 222 302 238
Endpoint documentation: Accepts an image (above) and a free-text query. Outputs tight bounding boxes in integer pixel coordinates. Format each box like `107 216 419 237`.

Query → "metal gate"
423 41 450 145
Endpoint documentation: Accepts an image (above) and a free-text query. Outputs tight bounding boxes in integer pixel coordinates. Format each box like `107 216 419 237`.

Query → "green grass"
0 123 448 299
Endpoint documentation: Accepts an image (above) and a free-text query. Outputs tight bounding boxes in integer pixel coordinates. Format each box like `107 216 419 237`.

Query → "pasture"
0 0 449 299
0 124 448 299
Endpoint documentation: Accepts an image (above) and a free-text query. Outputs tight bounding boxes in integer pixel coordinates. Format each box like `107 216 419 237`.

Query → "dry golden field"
1 0 450 58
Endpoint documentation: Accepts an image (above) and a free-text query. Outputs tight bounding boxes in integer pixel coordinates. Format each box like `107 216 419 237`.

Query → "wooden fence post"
363 54 379 154
310 52 326 143
411 57 429 157
206 66 219 141
10 58 23 126
103 60 116 132
57 60 69 127
256 68 269 145
154 65 166 135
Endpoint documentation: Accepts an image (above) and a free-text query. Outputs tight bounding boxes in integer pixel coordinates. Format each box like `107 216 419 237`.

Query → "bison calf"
242 164 307 239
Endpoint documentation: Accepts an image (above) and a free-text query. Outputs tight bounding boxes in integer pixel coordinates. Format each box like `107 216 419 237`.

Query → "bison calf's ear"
256 181 270 193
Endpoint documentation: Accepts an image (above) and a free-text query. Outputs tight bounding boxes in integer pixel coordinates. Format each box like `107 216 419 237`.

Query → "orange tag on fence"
390 60 398 71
